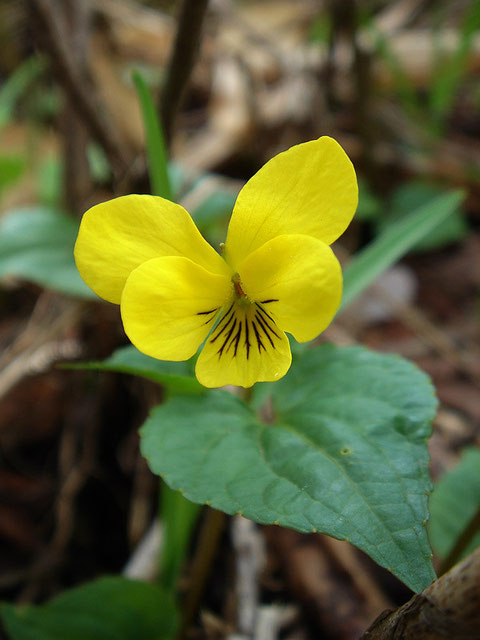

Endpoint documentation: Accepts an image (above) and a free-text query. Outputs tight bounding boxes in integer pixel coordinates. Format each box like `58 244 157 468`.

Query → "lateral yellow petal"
195 302 292 388
75 194 229 304
224 137 357 268
238 234 342 342
121 256 232 361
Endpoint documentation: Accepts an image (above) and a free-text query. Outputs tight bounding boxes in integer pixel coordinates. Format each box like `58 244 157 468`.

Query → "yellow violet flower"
75 136 357 388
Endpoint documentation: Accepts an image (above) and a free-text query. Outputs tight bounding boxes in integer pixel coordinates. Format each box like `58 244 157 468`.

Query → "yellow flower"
74 137 357 388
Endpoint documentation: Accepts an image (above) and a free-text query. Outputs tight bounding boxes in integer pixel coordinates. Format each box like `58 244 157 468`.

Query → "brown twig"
160 0 210 145
266 527 382 639
321 536 393 617
19 380 101 603
30 0 130 175
61 0 93 215
0 294 83 399
361 546 480 639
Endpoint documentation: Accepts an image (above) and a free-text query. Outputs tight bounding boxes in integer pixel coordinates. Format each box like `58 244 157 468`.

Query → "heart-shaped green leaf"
1 576 177 640
141 345 437 592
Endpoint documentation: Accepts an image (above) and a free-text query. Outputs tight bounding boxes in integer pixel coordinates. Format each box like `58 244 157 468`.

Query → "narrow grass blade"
341 190 464 310
133 71 172 200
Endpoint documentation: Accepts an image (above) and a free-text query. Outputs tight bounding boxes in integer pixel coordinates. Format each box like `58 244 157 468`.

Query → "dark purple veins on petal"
208 301 281 360
197 307 219 325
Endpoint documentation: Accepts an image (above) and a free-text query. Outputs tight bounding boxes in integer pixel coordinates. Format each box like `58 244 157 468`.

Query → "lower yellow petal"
75 194 229 304
195 302 292 388
238 234 342 342
121 256 232 361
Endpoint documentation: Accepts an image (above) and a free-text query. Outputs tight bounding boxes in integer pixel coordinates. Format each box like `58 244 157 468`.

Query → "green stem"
178 508 226 638
159 482 201 593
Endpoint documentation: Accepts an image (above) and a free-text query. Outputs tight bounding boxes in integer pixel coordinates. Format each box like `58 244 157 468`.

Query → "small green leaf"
0 206 96 299
429 447 480 560
1 576 177 640
133 71 172 201
0 155 25 196
66 345 203 394
342 190 464 310
0 57 45 129
141 345 437 592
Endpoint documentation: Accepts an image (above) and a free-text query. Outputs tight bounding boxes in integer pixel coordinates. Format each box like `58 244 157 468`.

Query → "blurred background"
0 1 479 638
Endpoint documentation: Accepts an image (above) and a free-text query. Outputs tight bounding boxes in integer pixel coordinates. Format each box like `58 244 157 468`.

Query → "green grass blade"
341 190 464 310
133 71 172 200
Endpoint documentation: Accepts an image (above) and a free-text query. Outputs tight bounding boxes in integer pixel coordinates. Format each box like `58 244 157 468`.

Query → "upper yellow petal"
238 234 342 342
121 256 232 361
195 301 292 388
74 194 229 304
224 137 357 268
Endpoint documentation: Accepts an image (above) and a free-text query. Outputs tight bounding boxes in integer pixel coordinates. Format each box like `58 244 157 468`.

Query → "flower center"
197 282 282 361
232 273 250 307
206 299 281 361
